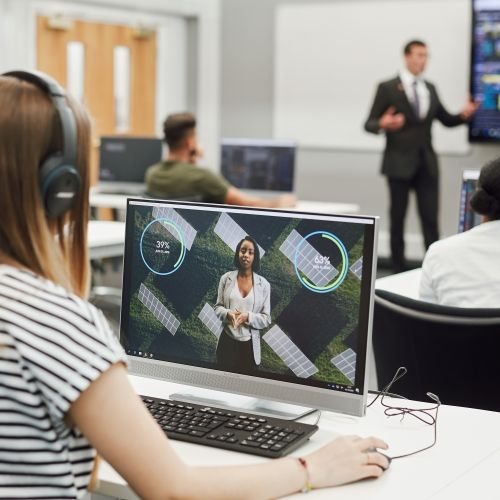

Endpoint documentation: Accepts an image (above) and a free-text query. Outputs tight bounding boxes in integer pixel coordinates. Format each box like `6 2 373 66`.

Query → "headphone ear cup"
39 156 81 218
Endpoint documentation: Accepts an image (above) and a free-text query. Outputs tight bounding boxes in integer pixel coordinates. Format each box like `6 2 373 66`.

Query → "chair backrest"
372 289 500 412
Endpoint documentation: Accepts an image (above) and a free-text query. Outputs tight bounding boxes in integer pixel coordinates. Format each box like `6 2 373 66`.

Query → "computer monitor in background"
458 169 481 233
120 199 379 418
220 138 296 197
98 136 163 194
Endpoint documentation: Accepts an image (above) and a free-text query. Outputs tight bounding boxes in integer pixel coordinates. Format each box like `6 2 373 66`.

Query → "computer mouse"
366 447 392 470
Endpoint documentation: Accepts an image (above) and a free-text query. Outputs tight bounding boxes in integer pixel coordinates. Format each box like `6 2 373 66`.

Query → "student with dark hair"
0 71 389 499
215 236 270 372
146 112 296 207
365 40 479 272
419 157 500 307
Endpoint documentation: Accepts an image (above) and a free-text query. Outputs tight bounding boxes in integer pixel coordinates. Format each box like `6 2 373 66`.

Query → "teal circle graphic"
293 230 349 293
140 218 186 276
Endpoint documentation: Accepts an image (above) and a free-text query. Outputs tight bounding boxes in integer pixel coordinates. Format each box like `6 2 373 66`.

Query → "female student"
215 236 270 371
0 71 389 499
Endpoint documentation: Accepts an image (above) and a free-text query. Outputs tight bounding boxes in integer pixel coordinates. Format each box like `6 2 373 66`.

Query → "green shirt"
145 160 230 203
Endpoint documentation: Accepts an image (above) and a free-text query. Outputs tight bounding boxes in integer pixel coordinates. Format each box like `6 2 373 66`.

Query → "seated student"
0 72 389 499
419 157 500 307
145 112 296 207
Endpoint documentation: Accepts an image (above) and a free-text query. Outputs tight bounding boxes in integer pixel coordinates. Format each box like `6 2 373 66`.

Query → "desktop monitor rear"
458 169 481 233
120 199 379 417
220 138 296 197
98 136 163 193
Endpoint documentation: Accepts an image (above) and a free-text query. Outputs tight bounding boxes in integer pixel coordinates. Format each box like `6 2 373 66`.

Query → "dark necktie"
412 80 420 118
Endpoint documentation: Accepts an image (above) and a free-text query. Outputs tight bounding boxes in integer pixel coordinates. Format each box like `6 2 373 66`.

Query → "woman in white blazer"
215 236 271 372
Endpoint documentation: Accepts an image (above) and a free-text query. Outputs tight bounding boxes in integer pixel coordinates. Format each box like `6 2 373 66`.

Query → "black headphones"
2 70 81 218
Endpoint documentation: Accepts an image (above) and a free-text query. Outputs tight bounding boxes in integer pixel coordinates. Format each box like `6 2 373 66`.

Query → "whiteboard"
274 0 471 153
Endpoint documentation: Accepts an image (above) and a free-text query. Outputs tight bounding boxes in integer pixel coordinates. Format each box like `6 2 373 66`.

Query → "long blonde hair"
0 75 91 297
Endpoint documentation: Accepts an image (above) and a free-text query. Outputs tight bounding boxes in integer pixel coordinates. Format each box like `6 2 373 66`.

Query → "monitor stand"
170 387 316 421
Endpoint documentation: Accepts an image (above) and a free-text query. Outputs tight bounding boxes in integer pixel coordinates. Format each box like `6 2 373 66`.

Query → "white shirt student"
420 157 500 308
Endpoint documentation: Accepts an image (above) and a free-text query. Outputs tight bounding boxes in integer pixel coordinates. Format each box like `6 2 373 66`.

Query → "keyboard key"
241 440 260 448
189 430 206 437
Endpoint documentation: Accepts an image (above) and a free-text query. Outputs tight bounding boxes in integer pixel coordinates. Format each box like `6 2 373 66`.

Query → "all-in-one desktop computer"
97 136 163 194
120 199 379 456
220 138 296 197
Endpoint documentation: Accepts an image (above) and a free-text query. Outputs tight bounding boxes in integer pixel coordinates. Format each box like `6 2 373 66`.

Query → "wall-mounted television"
469 0 500 142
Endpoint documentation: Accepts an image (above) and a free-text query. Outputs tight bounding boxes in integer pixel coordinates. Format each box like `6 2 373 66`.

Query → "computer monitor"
120 199 379 418
220 138 296 196
458 169 481 233
98 136 163 194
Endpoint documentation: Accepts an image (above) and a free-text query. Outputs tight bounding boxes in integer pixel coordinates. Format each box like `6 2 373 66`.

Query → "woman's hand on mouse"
303 435 390 488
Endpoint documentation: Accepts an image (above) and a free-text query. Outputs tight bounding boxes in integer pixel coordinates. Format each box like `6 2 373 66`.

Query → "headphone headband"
1 69 80 218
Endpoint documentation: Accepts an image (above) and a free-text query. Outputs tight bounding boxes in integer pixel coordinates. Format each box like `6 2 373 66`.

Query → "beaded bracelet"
297 457 313 493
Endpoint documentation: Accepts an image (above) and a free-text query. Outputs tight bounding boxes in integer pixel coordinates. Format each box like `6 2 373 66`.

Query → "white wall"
274 0 470 153
220 0 499 261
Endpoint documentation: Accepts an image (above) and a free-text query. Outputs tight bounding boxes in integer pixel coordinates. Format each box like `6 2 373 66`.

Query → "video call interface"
220 141 295 192
120 201 376 395
458 171 481 232
469 3 500 141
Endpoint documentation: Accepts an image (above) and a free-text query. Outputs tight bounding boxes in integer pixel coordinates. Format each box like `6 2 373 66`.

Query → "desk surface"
89 190 360 215
96 375 500 500
375 268 422 300
88 220 125 259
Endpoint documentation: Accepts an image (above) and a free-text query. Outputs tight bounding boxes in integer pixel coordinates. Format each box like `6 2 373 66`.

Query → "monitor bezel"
119 198 379 417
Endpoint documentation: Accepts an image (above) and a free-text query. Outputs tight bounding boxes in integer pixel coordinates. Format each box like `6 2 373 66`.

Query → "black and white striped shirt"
0 265 127 499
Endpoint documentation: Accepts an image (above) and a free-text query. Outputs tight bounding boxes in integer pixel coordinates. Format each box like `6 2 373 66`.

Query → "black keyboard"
142 395 318 458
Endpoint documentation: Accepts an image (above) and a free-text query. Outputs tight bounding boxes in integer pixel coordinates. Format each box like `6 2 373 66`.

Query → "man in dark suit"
364 40 478 272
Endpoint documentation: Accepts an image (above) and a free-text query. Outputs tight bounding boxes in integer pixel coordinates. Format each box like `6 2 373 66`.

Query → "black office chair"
372 289 500 412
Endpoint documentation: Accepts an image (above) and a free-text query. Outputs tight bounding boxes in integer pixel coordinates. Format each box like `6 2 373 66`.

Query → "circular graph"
140 218 186 276
293 230 349 293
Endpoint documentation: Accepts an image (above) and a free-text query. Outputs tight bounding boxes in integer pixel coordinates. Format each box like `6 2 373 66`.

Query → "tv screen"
469 0 500 142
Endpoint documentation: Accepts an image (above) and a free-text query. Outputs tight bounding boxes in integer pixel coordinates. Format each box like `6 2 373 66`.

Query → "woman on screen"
420 156 500 307
215 236 271 372
0 71 388 499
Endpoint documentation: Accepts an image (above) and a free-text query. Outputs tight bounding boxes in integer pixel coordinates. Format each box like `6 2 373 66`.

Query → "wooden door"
36 16 157 184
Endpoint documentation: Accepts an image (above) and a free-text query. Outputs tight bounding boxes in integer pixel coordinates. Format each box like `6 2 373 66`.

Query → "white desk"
293 200 359 215
88 220 125 259
375 268 422 300
89 190 360 215
95 375 500 500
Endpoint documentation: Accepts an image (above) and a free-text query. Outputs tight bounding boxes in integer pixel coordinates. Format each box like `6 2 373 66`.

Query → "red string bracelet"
297 457 313 493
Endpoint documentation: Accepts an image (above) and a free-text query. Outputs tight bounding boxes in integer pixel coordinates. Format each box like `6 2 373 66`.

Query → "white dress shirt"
225 285 254 341
419 220 500 308
399 67 430 119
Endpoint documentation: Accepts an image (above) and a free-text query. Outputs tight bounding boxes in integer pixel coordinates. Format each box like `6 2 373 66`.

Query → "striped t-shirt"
0 265 127 499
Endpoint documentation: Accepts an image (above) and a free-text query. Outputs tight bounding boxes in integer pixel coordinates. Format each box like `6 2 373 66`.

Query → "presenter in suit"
364 40 478 272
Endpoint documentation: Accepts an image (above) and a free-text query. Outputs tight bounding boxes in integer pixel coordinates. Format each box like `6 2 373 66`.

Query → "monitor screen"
220 139 296 193
458 169 481 232
99 136 163 184
469 0 500 142
120 199 378 416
